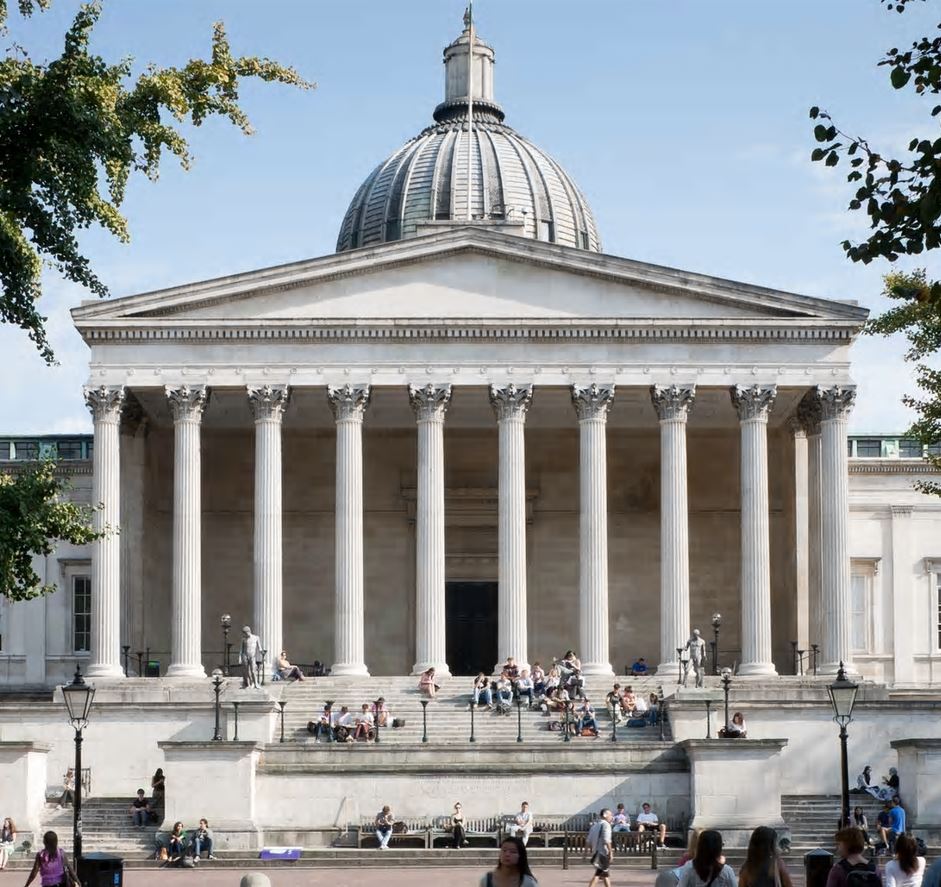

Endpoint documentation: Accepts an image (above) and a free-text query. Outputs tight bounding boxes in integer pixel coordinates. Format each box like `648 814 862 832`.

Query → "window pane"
73 575 91 653
927 442 941 457
12 441 38 460
851 574 868 652
57 440 84 460
899 439 922 458
855 439 882 458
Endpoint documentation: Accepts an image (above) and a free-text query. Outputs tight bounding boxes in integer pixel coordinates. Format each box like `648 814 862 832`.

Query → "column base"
330 663 370 677
165 663 207 679
411 662 451 678
580 662 615 679
656 661 680 678
85 662 125 679
736 662 778 677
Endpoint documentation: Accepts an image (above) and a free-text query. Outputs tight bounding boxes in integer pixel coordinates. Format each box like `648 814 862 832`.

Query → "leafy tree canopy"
0 0 313 363
810 0 941 493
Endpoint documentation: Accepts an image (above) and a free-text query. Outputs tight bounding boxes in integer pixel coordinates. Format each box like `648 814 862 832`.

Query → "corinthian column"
798 395 823 654
731 384 778 677
409 383 452 676
166 385 209 678
248 385 290 676
328 384 371 677
84 385 125 678
571 384 615 677
651 384 695 676
489 383 533 673
817 385 856 674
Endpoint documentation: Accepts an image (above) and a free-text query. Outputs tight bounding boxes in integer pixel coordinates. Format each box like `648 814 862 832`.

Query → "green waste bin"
805 848 834 887
77 852 123 887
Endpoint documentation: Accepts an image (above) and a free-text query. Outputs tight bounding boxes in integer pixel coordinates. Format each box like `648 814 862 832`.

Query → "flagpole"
466 3 474 222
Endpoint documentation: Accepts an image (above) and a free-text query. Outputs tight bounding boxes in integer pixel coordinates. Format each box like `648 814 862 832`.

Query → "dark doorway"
446 581 498 676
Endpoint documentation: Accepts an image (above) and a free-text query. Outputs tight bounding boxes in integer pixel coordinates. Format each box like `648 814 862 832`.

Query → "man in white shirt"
636 802 667 848
516 670 535 707
335 706 355 742
587 808 613 887
507 801 533 845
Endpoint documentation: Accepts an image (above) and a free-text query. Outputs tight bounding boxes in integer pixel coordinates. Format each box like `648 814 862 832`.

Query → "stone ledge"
891 738 941 750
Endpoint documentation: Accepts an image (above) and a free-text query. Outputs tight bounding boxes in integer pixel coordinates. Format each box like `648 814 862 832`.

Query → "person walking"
883 834 926 887
479 835 538 887
678 829 738 887
825 827 878 887
739 826 793 887
23 831 78 887
587 808 614 887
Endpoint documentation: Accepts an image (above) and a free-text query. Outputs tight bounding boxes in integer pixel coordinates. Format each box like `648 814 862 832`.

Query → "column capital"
731 384 776 422
408 383 452 422
247 385 291 421
489 383 533 421
816 385 856 422
650 384 695 422
166 385 209 422
571 383 615 421
84 385 125 422
797 394 822 436
327 384 371 421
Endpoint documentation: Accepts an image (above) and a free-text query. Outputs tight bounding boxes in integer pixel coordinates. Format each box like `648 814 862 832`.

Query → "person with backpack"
825 827 879 887
23 831 77 887
678 829 738 887
739 826 793 887
883 834 926 887
479 835 538 887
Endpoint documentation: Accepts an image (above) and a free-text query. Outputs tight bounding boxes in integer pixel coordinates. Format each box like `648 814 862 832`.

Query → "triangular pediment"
72 227 868 327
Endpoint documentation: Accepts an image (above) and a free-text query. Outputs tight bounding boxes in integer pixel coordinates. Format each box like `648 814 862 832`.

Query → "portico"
72 227 867 680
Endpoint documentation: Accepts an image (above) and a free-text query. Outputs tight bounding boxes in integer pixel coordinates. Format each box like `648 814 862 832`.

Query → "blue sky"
2 0 938 433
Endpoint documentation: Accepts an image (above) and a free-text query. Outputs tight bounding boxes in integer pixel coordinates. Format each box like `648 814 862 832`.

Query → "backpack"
839 859 881 887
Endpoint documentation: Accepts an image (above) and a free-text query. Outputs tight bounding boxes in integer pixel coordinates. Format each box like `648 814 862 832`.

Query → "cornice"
849 459 940 475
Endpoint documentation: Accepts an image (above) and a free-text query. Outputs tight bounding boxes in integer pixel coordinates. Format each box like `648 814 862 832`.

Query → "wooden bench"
356 817 429 849
530 814 592 847
562 828 658 870
428 815 502 848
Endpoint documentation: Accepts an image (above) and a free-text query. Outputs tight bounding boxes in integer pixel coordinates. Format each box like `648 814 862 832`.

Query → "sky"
2 0 939 434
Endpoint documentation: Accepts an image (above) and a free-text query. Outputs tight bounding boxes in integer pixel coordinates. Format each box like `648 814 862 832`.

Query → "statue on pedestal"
684 629 706 688
240 626 262 689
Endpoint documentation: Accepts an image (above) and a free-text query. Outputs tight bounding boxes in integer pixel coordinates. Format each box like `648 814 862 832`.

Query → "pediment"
72 227 868 327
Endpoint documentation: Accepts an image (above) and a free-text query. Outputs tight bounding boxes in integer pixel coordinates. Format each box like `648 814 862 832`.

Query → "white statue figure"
684 629 707 688
240 626 262 689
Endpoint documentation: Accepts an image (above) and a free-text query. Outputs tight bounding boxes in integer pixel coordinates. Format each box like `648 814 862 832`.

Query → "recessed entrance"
446 581 498 676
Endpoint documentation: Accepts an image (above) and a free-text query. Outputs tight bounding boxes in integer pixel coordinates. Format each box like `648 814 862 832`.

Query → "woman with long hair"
168 821 186 860
852 806 872 850
480 835 538 887
739 826 793 887
884 834 926 887
678 829 738 887
0 817 16 870
24 831 78 887
679 829 701 867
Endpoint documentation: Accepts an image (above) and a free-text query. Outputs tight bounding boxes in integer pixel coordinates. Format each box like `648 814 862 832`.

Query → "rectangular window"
57 439 84 460
850 572 870 653
855 439 882 458
72 575 91 653
12 440 38 461
899 439 923 458
0 441 11 460
927 442 941 457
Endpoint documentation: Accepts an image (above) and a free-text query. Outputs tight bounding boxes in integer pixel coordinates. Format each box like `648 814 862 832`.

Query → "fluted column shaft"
409 384 452 676
799 396 824 653
490 384 532 672
84 386 125 678
248 386 290 673
651 385 695 675
166 385 209 678
818 385 856 674
328 384 371 677
572 384 615 677
731 385 777 676
791 419 810 652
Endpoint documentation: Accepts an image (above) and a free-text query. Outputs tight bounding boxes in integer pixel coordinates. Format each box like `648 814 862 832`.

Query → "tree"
1 0 313 363
0 460 101 600
810 0 941 493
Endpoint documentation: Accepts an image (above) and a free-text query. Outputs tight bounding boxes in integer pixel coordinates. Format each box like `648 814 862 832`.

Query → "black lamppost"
278 701 286 743
675 647 684 687
121 645 130 677
232 701 240 741
62 666 95 862
373 698 382 745
658 692 665 742
827 662 858 829
259 648 268 687
790 641 798 675
211 669 224 741
797 649 806 676
420 700 429 743
469 700 476 743
610 700 618 743
811 643 820 676
711 613 722 675
135 650 143 677
516 698 523 743
220 614 232 676
720 667 732 736
563 702 571 743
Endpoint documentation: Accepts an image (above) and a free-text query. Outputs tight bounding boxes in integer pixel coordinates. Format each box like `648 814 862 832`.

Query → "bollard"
804 848 834 887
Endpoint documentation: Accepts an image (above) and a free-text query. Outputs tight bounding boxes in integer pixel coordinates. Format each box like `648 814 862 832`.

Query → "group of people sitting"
853 765 901 803
306 699 393 742
604 684 660 726
153 819 215 863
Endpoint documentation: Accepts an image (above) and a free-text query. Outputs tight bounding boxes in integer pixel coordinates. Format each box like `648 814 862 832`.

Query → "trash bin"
77 852 123 887
805 848 834 887
144 659 160 677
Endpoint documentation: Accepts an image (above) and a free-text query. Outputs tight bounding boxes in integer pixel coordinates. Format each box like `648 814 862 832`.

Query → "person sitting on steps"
419 667 439 699
494 674 513 713
530 662 546 698
516 669 535 708
275 651 305 682
191 818 215 861
308 702 335 742
576 699 599 737
353 704 375 742
473 673 493 708
130 790 150 828
334 706 355 742
372 697 390 728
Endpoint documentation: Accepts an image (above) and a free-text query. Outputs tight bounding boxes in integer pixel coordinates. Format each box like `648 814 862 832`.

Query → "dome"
336 20 601 254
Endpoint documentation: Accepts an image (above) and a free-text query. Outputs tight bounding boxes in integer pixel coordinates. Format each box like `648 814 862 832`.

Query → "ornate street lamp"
211 668 224 741
675 647 684 688
259 648 268 687
811 643 820 676
610 699 618 743
62 666 95 861
220 614 232 676
374 698 382 745
516 697 523 743
827 662 858 828
711 613 722 675
720 667 733 736
469 699 476 743
420 699 429 743
278 701 287 743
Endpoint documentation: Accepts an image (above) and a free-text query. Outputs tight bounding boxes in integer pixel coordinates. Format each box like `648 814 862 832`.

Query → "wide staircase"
276 675 670 745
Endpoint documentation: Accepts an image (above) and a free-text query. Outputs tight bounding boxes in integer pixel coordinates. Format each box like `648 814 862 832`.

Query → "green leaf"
814 124 830 142
891 67 912 89
826 151 840 167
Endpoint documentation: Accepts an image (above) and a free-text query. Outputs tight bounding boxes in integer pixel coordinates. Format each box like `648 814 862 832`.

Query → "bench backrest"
360 816 427 832
431 815 500 832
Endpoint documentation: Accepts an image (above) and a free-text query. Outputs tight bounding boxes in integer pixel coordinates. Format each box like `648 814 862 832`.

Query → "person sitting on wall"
372 697 390 728
852 765 874 794
275 651 305 682
631 657 650 676
58 768 75 809
721 712 747 738
635 803 668 849
129 789 150 828
530 662 546 698
353 704 375 742
516 669 535 708
419 667 439 700
473 673 493 708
